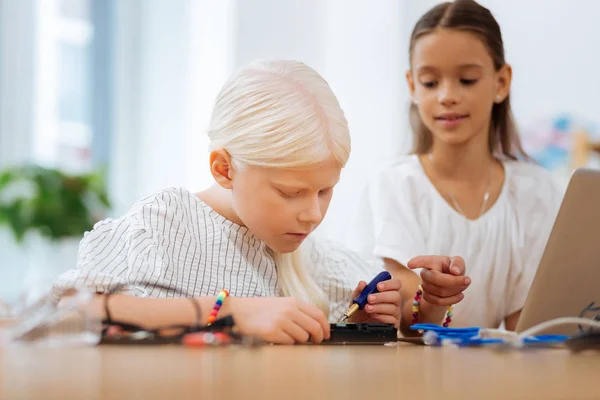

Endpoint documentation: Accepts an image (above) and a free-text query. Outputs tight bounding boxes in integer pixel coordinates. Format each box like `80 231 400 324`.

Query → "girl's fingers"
422 291 465 307
364 303 398 316
421 282 469 299
421 269 471 287
367 291 401 306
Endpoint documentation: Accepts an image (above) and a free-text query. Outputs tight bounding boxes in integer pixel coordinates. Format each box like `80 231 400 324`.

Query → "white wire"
476 318 600 348
504 317 600 347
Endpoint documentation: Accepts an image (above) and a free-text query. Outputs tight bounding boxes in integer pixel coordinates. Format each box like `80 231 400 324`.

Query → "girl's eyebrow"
272 181 338 191
457 63 484 70
415 65 438 73
415 63 484 73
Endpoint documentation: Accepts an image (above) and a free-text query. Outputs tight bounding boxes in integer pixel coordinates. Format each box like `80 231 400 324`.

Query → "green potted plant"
0 165 110 243
0 165 110 305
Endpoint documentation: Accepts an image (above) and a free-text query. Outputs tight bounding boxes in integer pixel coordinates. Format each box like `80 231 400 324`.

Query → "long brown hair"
408 0 531 161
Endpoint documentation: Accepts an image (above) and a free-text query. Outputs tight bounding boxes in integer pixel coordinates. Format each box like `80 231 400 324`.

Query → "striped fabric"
52 187 379 321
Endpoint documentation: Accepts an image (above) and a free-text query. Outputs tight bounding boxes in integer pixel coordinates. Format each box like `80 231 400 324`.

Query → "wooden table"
2 344 599 399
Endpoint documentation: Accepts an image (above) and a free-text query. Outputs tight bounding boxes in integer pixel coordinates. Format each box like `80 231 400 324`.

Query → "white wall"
235 0 323 70
110 0 190 213
318 0 408 241
0 0 37 168
110 0 235 214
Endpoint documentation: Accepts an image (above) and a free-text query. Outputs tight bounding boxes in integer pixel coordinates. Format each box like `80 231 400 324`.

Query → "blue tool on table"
337 271 392 324
410 324 570 347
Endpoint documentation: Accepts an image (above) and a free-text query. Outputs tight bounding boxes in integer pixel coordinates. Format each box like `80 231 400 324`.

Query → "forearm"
400 297 447 336
504 310 521 331
88 294 231 330
383 258 446 336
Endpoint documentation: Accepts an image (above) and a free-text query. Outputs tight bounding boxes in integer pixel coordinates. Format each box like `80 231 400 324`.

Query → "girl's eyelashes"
418 78 479 89
278 189 300 198
318 188 333 197
277 187 333 198
460 78 478 85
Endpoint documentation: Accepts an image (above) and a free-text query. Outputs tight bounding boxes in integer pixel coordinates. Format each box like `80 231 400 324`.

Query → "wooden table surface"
2 343 600 400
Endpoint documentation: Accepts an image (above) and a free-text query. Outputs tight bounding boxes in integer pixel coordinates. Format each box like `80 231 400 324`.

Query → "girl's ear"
210 149 235 189
406 70 417 103
495 63 512 103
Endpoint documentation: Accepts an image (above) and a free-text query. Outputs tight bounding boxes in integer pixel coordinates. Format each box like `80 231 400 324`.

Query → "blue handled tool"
337 271 392 323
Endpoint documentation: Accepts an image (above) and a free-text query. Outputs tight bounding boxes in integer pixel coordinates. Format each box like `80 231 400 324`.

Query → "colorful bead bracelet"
412 285 453 328
207 289 229 326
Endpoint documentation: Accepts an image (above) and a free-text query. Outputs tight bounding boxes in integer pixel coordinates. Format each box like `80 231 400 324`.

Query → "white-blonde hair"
207 59 350 315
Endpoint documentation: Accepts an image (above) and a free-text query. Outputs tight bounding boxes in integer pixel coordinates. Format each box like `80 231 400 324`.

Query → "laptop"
516 168 600 335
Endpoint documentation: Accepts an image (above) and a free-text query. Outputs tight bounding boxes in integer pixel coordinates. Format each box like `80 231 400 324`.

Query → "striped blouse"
52 187 379 321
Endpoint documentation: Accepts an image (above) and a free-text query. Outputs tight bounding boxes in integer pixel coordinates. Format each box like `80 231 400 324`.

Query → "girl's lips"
435 114 469 128
286 233 308 240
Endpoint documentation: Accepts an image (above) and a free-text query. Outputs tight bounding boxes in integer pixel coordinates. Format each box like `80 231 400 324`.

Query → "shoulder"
83 187 208 241
507 161 560 188
505 161 564 201
504 161 564 219
375 154 424 183
128 187 196 218
126 187 223 229
368 154 431 198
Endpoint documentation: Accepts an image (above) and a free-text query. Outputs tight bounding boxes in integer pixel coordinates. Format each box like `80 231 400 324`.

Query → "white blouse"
52 187 380 321
348 155 564 328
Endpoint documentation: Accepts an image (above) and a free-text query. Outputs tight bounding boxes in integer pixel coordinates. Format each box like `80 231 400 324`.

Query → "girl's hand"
348 278 402 328
407 256 471 306
230 297 330 344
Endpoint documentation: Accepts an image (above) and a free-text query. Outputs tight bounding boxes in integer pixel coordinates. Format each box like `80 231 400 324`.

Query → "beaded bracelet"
207 290 229 326
412 285 453 328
